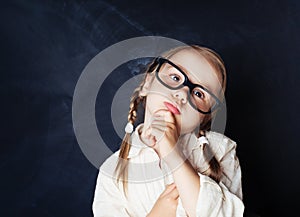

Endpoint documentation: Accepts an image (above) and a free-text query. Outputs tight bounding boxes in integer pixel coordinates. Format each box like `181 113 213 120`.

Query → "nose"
172 87 188 104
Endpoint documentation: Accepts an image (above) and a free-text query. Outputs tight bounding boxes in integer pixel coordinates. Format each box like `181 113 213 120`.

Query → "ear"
139 74 154 96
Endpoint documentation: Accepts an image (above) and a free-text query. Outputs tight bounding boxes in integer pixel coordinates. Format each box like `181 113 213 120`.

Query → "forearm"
164 152 200 217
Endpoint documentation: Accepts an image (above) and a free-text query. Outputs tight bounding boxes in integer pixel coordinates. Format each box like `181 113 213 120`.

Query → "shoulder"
205 131 237 147
99 150 120 177
205 131 238 160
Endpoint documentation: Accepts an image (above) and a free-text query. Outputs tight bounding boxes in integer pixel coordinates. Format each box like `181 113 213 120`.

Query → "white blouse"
93 124 244 216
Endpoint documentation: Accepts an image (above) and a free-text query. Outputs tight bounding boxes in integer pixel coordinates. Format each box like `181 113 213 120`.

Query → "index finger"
154 110 176 123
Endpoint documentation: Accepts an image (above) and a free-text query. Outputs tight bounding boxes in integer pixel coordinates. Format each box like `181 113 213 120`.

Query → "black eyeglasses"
148 57 221 114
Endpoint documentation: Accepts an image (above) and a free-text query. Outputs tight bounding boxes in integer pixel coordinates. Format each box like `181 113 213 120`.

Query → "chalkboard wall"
1 0 299 216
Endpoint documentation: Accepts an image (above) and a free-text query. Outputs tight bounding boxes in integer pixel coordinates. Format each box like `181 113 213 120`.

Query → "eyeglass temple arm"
147 57 163 73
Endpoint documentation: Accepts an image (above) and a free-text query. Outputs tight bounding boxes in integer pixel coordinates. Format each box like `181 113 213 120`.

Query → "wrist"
161 147 186 170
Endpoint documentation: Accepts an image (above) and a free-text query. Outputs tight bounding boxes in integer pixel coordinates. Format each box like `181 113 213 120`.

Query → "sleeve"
218 140 243 201
92 169 132 217
179 133 244 216
195 173 244 217
175 172 244 217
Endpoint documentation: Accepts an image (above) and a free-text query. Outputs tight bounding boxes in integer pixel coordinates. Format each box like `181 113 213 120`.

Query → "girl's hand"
147 183 179 217
142 110 180 158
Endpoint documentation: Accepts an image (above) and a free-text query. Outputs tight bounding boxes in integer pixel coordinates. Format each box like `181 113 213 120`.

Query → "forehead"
168 49 222 96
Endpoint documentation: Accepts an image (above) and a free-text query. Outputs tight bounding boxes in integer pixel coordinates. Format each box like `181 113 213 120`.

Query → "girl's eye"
193 89 205 99
170 74 181 82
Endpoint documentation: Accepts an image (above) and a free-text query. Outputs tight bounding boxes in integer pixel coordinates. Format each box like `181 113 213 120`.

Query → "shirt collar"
127 124 151 158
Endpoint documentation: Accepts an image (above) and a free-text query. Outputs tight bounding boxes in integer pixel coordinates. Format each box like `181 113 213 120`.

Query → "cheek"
179 112 203 134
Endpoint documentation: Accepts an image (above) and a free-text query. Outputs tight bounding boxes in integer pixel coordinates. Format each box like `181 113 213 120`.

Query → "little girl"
92 45 244 216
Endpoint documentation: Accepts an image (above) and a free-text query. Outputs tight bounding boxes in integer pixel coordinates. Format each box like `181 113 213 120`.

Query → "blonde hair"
114 45 227 195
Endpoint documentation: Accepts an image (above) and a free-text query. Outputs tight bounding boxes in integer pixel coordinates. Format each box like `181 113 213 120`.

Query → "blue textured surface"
1 0 299 216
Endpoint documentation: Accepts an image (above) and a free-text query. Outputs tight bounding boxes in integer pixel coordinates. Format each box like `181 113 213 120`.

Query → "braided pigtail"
114 58 158 196
114 91 145 194
198 122 222 183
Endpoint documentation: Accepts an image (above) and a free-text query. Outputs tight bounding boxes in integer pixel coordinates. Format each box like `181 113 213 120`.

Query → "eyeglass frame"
147 57 222 114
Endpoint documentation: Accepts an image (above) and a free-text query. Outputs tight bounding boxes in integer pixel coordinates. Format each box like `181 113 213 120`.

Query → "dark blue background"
1 0 299 216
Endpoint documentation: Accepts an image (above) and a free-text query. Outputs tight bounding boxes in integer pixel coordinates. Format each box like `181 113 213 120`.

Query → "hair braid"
198 130 222 183
114 84 146 195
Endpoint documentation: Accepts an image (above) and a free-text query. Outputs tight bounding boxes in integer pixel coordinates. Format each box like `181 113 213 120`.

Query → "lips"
163 102 180 115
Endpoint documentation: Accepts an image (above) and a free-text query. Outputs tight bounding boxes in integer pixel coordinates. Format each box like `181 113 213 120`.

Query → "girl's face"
141 49 223 135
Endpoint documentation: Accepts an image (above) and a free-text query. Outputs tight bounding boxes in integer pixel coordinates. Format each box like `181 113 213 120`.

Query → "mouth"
163 101 181 115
